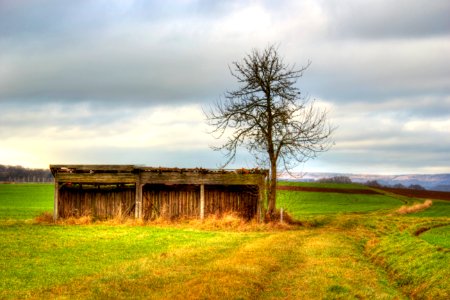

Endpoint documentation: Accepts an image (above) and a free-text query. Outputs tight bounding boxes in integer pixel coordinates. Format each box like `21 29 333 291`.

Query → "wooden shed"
50 165 267 221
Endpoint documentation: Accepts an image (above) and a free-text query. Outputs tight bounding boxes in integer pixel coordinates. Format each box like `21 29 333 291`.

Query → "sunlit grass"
408 199 450 217
420 225 450 248
1 226 401 299
278 190 403 219
0 183 449 299
0 184 53 219
367 230 450 299
0 222 264 298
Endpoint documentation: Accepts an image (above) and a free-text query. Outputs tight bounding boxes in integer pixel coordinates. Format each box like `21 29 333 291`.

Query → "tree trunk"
267 159 277 219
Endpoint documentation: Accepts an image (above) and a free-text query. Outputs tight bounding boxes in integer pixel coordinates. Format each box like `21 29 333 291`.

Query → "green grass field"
278 190 403 218
0 183 449 299
420 225 450 248
408 199 450 218
0 184 53 219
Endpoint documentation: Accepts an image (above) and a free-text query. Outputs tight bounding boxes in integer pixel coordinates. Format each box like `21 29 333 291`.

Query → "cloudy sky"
1 0 449 175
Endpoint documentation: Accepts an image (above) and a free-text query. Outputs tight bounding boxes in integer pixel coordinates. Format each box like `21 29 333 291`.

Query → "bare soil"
277 185 450 201
378 187 450 201
277 185 382 195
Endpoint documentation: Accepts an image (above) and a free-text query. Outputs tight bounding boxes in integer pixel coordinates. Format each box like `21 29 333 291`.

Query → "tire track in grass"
258 230 401 299
130 230 401 299
26 232 269 299
20 228 403 299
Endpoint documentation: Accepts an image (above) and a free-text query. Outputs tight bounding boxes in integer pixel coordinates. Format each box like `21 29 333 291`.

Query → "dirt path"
29 229 402 299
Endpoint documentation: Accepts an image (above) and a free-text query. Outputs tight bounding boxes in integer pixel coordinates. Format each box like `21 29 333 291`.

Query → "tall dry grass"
33 211 296 231
184 213 295 231
396 199 433 214
33 211 53 223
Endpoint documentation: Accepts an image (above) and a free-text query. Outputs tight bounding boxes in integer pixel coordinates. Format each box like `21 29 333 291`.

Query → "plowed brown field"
278 185 450 201
378 187 450 201
277 185 382 195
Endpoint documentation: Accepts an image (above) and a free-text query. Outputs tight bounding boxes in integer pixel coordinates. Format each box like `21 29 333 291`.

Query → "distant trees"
317 176 352 184
408 184 425 190
392 183 406 189
0 165 53 182
365 180 382 188
363 179 426 190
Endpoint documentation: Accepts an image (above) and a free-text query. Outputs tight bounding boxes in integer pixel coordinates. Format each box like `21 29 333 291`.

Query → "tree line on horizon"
317 176 426 190
0 165 53 183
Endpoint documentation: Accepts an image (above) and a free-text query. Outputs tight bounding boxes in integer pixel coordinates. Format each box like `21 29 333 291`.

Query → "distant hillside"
280 172 450 192
0 165 53 183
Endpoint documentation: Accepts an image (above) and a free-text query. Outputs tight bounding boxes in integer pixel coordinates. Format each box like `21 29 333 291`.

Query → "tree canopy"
206 45 334 217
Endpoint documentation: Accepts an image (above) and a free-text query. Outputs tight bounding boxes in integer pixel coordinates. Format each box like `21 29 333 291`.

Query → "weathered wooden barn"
50 165 267 221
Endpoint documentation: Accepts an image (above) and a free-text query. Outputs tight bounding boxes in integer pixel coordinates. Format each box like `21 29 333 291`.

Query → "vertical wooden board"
189 190 193 216
200 184 205 220
53 183 59 220
107 192 111 217
135 182 142 219
181 190 185 216
187 191 190 216
191 190 195 216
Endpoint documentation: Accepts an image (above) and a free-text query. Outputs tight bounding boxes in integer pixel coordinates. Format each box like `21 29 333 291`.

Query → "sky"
1 0 449 175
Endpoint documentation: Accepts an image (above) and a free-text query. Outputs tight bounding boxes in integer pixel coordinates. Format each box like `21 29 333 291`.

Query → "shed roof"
50 165 268 176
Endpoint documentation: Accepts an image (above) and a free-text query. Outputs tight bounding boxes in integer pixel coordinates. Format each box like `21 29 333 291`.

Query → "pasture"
0 183 449 299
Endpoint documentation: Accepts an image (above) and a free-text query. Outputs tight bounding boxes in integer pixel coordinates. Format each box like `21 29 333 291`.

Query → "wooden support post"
256 185 261 223
280 207 284 223
258 181 265 223
135 181 143 219
200 184 205 220
53 181 59 221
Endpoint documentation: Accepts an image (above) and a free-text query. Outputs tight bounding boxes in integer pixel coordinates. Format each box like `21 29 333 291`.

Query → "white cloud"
0 103 215 168
404 119 450 134
213 4 271 38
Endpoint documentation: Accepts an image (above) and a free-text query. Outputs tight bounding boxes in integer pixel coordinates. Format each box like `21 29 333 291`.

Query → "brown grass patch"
33 211 298 231
168 213 296 231
33 211 54 224
265 209 302 225
396 199 433 214
62 215 93 225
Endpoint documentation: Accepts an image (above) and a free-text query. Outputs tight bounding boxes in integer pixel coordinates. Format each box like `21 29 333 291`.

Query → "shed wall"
143 184 200 220
204 185 258 220
51 165 266 221
141 184 259 221
58 185 135 219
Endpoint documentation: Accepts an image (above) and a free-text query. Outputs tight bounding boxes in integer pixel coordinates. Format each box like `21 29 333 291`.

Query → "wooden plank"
200 184 205 220
139 172 265 185
50 164 135 172
51 165 267 186
135 181 142 219
53 182 59 221
257 185 263 222
55 173 136 184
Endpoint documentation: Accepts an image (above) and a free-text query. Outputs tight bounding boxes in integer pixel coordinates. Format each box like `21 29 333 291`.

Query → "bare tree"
205 45 334 218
